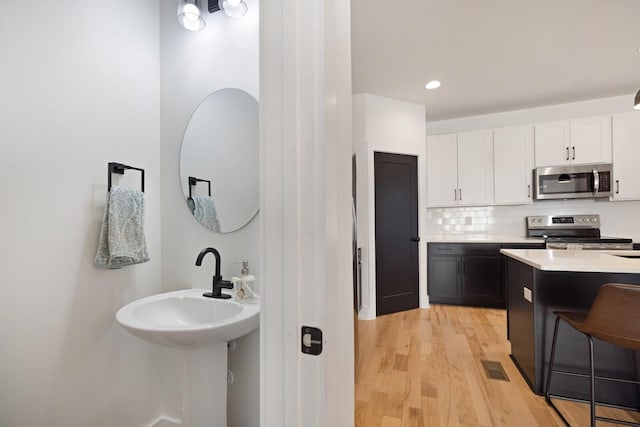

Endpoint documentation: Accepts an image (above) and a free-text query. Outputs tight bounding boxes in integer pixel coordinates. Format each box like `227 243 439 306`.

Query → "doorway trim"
260 0 354 425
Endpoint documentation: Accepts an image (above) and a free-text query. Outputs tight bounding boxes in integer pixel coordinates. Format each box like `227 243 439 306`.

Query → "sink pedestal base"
167 342 228 427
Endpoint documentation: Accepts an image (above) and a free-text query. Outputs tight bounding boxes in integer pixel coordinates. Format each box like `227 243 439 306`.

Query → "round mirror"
180 88 259 233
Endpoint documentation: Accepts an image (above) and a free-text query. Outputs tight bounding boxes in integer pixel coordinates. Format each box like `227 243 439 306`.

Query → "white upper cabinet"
534 116 612 167
493 125 534 205
427 133 458 206
457 130 494 206
569 116 612 165
611 112 640 201
427 130 494 207
534 120 570 167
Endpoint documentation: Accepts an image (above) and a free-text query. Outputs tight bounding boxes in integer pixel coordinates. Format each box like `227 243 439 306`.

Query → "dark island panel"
505 257 640 409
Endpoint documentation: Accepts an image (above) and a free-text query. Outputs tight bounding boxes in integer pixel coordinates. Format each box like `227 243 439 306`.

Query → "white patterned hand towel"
193 195 221 232
95 186 150 269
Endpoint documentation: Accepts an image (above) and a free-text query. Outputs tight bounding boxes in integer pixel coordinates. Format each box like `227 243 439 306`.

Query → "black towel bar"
188 176 212 198
108 162 145 192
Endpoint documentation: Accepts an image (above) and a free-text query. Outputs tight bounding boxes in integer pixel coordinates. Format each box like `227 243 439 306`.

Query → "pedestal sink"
116 288 260 348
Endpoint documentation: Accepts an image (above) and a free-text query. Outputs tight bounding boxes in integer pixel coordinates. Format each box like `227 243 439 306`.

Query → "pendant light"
221 0 248 18
634 89 640 110
177 0 206 32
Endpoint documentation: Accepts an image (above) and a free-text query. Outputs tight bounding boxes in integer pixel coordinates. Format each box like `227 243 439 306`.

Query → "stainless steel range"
526 214 633 250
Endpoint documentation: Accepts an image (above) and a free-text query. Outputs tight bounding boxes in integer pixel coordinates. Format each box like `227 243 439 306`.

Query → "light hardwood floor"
355 304 640 426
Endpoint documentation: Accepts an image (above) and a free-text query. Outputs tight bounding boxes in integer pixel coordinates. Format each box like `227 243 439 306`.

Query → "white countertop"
500 249 640 274
428 234 545 244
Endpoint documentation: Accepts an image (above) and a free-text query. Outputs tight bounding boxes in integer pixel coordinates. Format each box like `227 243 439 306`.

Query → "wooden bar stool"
545 283 640 426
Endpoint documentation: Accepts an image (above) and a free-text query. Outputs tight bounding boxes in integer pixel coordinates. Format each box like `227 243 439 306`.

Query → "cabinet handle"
566 147 569 160
459 188 462 201
462 261 465 275
616 179 620 194
527 184 531 198
454 189 457 201
572 146 576 160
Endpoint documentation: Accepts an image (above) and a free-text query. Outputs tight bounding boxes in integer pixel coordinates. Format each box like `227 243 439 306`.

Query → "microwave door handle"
592 170 600 194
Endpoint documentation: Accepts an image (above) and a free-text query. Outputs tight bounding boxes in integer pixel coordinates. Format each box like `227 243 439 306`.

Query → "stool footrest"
550 368 640 385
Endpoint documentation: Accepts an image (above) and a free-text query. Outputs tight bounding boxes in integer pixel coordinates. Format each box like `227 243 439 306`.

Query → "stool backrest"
582 283 640 351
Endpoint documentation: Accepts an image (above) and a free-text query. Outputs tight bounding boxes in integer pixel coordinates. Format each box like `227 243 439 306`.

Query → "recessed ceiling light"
425 80 441 90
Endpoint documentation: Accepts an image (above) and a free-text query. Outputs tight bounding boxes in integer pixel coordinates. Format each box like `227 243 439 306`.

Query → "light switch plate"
523 287 532 302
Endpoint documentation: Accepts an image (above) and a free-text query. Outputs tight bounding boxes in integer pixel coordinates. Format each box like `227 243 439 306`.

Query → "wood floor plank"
355 304 640 426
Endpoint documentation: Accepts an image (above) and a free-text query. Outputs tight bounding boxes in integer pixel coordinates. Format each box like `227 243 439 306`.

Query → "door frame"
260 0 354 425
356 147 429 320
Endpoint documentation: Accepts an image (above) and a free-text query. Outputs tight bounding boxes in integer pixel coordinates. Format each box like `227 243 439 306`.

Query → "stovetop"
527 214 633 249
545 236 633 244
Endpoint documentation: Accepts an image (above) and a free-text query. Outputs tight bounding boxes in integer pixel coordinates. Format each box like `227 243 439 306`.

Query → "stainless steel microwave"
534 163 613 200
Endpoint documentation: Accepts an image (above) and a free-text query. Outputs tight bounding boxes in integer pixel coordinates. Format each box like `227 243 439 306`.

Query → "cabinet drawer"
428 243 499 256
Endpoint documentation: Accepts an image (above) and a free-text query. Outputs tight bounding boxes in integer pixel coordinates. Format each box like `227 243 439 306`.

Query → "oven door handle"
592 170 599 195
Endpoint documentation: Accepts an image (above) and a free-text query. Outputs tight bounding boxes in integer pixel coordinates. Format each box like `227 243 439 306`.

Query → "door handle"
410 237 420 242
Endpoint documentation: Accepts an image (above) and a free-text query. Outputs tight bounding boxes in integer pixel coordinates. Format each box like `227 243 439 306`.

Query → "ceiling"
350 0 640 121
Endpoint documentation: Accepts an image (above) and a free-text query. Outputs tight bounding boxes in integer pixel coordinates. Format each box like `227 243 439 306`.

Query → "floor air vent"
481 360 510 381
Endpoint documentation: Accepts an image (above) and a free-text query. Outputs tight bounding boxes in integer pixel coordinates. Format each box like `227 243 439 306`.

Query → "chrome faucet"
195 247 233 299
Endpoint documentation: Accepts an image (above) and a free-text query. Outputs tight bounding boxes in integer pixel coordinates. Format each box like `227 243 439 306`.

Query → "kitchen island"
500 249 640 409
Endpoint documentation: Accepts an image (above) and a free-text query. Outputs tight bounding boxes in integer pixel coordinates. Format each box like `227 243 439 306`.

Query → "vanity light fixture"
177 0 206 31
209 0 248 18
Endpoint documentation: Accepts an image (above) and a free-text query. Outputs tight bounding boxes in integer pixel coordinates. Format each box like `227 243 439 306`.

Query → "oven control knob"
576 218 582 222
590 217 597 222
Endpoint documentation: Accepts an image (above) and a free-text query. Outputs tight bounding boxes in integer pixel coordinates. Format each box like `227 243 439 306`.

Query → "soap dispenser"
235 260 250 276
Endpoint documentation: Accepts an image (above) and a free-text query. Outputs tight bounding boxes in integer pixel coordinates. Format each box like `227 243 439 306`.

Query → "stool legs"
587 335 595 427
545 316 561 403
546 316 570 426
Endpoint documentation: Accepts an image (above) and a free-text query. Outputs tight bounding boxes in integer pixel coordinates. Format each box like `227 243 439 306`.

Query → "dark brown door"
374 152 419 316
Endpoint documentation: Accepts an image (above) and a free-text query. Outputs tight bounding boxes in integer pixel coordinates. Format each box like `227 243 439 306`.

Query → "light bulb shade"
178 0 206 31
634 89 640 110
221 0 248 18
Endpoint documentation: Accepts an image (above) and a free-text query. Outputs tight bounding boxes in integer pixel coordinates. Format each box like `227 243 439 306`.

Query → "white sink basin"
116 289 260 348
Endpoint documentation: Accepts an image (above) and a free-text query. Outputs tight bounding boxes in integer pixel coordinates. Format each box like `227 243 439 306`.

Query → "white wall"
159 2 260 426
0 1 163 426
353 94 428 320
426 94 640 242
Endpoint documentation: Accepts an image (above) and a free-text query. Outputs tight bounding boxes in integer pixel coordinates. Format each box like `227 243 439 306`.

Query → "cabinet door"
427 256 460 300
493 125 534 205
612 112 640 200
427 134 458 207
457 130 494 206
534 120 570 167
569 115 611 165
462 255 502 303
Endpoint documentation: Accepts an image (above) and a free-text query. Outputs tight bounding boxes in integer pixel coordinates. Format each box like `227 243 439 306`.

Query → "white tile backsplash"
427 199 640 242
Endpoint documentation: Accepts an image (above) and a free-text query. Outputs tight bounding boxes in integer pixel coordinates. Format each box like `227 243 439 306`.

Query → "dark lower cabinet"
462 255 502 302
427 256 460 300
427 243 503 307
427 242 545 308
